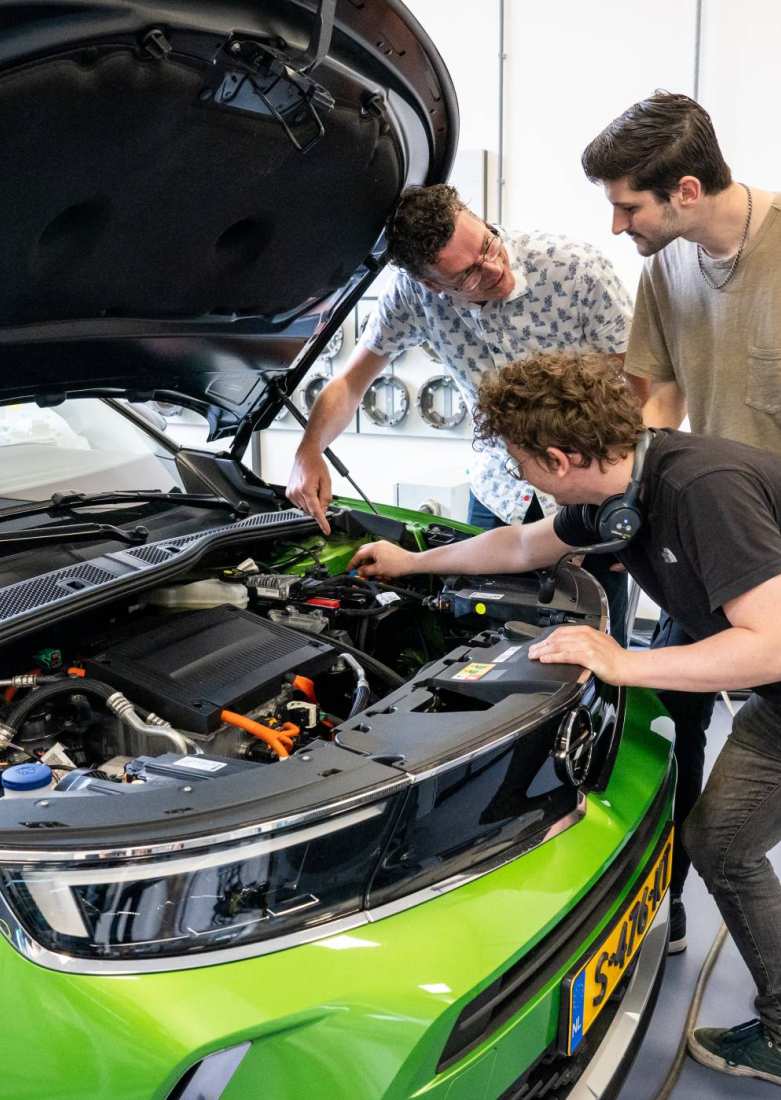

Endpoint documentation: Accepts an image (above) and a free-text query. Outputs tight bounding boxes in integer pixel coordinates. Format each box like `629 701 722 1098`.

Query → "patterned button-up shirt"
360 227 633 522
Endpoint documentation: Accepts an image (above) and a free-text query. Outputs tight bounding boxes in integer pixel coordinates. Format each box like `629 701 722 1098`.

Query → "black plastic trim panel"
0 508 311 627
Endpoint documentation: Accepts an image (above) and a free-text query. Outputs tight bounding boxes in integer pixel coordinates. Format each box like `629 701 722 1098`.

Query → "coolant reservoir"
147 579 249 611
2 762 55 799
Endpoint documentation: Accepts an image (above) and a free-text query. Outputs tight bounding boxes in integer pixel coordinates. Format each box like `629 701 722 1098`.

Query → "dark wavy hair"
385 184 465 275
475 352 644 469
582 91 731 201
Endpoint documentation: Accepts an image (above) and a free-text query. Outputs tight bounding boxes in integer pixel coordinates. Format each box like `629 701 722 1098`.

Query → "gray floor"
618 699 781 1099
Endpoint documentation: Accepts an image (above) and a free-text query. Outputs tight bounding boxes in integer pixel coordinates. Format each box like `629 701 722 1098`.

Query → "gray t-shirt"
626 196 781 454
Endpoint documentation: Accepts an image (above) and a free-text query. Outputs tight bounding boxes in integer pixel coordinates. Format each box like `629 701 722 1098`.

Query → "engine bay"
0 511 607 824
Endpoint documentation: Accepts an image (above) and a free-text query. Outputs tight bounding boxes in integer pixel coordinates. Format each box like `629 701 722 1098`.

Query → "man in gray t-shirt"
583 90 781 957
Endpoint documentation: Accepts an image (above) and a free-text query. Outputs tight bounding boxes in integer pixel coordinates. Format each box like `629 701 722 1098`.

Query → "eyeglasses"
434 228 503 294
456 229 503 293
504 455 526 482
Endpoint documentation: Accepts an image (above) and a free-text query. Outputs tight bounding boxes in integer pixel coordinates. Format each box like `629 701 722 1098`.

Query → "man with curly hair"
349 350 781 1089
286 184 634 641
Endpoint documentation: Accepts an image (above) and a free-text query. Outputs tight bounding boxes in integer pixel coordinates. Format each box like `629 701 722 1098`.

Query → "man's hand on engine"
348 540 417 580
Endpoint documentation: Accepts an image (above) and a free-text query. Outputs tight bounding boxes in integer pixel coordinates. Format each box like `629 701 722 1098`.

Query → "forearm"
295 377 360 455
404 525 529 575
641 381 686 429
622 627 781 692
626 373 651 405
406 522 562 576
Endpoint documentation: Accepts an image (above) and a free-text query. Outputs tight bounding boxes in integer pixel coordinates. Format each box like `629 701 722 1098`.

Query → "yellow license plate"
562 825 673 1055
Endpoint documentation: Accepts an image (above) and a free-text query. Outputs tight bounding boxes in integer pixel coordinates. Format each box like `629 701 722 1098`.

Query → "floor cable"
649 922 729 1100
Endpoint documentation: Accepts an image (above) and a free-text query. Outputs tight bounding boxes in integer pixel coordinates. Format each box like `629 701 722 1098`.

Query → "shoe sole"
688 1031 781 1085
667 935 687 955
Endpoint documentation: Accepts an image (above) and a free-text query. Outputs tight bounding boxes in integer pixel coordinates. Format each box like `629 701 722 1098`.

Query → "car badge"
554 706 597 787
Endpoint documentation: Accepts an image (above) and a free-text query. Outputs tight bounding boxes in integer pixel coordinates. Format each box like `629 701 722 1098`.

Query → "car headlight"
0 801 398 960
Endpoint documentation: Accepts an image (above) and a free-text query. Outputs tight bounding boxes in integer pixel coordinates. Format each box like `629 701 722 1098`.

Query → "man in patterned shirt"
286 184 635 640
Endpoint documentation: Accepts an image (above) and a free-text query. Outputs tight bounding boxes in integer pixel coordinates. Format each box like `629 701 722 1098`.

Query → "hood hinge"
203 1 337 154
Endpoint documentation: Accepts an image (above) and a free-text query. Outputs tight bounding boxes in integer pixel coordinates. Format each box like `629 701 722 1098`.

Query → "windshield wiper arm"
0 491 249 524
0 521 150 549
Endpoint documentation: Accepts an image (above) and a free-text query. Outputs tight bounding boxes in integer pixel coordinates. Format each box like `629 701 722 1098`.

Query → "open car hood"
0 0 457 439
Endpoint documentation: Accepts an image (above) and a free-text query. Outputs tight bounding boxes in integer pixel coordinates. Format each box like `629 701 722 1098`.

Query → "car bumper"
568 891 670 1100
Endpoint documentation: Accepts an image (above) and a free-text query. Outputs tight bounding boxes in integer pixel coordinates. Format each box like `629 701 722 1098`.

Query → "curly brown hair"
385 184 465 276
475 352 644 469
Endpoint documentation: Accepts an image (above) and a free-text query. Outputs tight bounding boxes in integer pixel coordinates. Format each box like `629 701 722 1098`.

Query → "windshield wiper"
0 521 150 549
0 490 250 524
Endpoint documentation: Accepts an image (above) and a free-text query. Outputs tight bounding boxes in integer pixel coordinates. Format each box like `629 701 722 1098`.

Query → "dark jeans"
683 693 781 1041
466 492 629 647
651 613 716 897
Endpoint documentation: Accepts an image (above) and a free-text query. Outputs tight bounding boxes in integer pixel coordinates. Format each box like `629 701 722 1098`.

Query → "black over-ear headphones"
592 428 653 543
537 429 654 605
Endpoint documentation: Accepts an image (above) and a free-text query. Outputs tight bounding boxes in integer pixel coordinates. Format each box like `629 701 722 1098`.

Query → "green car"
0 2 673 1097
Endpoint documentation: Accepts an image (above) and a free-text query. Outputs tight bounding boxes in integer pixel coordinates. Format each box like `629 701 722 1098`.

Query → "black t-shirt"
553 429 781 701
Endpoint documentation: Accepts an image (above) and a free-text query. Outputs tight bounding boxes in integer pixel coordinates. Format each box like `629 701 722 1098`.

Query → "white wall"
699 0 781 189
503 0 697 296
259 0 778 525
409 1 501 177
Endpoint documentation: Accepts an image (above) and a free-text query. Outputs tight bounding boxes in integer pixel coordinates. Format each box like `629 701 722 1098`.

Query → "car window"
0 399 185 502
141 402 231 452
135 401 250 462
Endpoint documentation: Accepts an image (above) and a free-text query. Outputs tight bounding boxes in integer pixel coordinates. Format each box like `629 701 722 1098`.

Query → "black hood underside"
0 0 457 430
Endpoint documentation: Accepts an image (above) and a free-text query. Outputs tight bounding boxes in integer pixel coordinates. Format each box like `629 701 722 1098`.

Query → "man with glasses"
286 184 634 639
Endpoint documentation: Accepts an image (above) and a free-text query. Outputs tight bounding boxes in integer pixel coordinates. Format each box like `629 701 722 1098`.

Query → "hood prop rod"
301 0 337 74
275 391 379 516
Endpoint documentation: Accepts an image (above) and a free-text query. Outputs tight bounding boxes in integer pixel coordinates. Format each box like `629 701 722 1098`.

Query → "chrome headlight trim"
0 778 409 864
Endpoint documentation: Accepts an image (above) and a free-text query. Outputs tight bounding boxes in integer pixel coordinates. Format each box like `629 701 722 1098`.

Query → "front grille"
497 964 633 1100
436 770 673 1072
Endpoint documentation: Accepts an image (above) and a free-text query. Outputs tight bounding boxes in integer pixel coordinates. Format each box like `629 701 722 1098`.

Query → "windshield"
0 399 184 504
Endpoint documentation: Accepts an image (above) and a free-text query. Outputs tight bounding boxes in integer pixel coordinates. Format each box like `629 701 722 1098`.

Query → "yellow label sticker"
474 602 487 615
452 662 495 681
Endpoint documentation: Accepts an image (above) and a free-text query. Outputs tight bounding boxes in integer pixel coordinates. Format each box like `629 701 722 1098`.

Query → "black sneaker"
668 896 687 954
689 1019 781 1085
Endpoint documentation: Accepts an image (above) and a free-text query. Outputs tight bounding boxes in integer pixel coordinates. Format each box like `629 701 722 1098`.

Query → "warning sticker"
376 591 401 606
494 645 524 663
174 757 227 772
452 662 496 681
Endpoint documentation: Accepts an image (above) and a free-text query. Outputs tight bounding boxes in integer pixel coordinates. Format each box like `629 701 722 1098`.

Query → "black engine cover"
84 605 335 733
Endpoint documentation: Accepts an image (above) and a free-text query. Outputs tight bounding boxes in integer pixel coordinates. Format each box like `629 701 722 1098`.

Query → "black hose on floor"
649 922 729 1100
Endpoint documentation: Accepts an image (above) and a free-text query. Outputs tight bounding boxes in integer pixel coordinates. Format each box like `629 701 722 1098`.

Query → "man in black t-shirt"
349 351 781 1088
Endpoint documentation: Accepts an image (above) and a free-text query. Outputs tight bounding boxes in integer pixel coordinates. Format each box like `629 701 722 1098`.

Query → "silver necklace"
697 183 753 290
